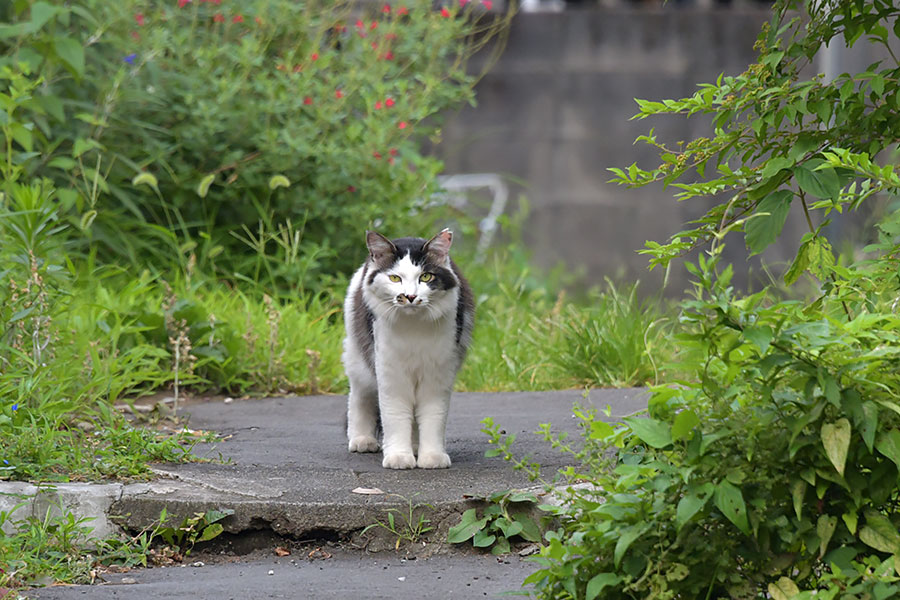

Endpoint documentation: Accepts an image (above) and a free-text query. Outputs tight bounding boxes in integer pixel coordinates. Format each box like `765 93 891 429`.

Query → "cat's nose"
405 294 417 303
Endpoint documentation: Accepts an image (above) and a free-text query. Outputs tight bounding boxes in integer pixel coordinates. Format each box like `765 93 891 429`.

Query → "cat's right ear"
366 231 397 266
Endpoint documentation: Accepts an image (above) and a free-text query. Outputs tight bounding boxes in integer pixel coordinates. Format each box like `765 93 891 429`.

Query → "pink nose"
405 294 416 303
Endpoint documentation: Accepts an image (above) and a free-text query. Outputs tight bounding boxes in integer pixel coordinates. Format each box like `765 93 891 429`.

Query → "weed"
153 507 234 557
447 490 543 555
361 495 434 550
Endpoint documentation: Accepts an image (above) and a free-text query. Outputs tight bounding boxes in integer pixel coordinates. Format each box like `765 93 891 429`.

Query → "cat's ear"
424 228 453 263
366 231 397 266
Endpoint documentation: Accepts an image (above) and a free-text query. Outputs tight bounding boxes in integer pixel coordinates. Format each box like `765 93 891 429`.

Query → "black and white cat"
342 229 475 469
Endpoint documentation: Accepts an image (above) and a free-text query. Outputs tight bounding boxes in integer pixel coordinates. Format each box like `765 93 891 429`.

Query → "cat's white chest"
373 315 457 379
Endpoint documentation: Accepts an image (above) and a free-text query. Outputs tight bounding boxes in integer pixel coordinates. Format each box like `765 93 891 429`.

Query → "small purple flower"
10 404 16 411
124 53 138 64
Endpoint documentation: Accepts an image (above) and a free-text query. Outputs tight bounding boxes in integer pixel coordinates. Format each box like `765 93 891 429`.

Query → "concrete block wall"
435 8 866 294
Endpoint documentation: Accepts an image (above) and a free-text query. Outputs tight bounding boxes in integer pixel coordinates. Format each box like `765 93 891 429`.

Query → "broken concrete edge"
0 478 580 556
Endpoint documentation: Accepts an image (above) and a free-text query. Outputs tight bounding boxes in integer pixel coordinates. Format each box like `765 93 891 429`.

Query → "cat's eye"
419 273 435 282
388 274 401 283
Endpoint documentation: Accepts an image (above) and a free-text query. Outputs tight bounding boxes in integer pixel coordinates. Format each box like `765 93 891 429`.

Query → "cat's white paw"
417 452 451 469
349 436 380 453
382 453 417 469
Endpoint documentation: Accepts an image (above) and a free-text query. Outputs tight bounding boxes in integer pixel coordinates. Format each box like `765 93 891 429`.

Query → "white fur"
343 252 463 469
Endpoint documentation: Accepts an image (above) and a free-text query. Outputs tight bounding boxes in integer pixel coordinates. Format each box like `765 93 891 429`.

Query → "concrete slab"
110 389 648 540
0 482 124 539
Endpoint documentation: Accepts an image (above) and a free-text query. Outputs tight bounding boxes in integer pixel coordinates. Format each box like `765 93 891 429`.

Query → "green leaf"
675 493 708 531
842 512 858 535
743 325 774 354
791 480 805 520
875 429 900 470
821 419 851 476
54 37 85 78
269 174 291 190
784 236 812 285
614 524 648 567
745 189 793 255
586 573 621 600
623 416 672 449
817 514 837 557
197 523 224 542
714 480 750 535
79 210 97 230
671 410 699 441
860 402 878 454
197 174 216 198
511 513 541 542
447 509 489 544
472 528 496 548
859 511 900 553
795 164 840 200
768 576 800 600
48 157 77 171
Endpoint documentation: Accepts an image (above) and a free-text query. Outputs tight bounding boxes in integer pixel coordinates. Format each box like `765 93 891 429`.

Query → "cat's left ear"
424 228 453 264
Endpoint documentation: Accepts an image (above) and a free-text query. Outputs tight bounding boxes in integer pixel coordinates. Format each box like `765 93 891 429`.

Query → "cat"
342 228 475 469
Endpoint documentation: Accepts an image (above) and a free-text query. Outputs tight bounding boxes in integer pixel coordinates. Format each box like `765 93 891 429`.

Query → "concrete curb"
0 481 125 539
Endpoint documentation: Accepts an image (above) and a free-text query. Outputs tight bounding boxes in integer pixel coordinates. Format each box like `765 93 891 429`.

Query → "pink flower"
304 97 313 105
398 6 408 15
335 89 344 99
233 14 244 23
311 52 319 61
482 0 492 8
370 21 378 30
375 101 383 110
382 51 394 61
135 13 146 26
293 64 302 73
371 42 378 50
178 0 191 6
398 121 408 129
388 157 395 165
373 151 382 159
440 7 450 17
355 19 364 28
385 98 395 107
460 0 470 5
383 4 391 13
131 31 140 40
213 13 225 22
348 185 357 193
385 33 398 40
211 0 221 4
389 148 398 157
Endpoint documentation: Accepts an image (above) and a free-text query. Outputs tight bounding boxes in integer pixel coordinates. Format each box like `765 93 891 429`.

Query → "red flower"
385 33 398 40
385 98 395 107
233 14 244 23
131 31 140 40
348 185 357 193
178 0 191 6
213 13 225 22
371 21 378 30
460 0 470 5
440 7 450 17
371 42 378 50
373 151 382 159
383 4 391 12
398 6 408 15
398 121 408 129
482 0 492 8
311 52 319 61
382 51 394 60
293 64 303 73
335 89 344 99
375 101 383 110
304 96 313 105
135 13 146 26
355 19 364 28
388 157 396 165
389 148 398 156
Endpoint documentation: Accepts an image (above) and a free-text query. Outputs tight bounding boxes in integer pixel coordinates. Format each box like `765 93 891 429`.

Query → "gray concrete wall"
434 8 860 295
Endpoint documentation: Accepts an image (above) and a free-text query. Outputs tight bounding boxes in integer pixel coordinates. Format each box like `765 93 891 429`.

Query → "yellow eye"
420 273 435 282
388 274 401 283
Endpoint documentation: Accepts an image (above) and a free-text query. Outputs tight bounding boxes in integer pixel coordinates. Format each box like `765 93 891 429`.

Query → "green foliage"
361 495 434 550
154 507 234 556
0 0 512 292
480 0 900 597
447 490 542 555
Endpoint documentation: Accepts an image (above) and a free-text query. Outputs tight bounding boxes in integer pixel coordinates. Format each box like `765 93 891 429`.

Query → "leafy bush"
0 0 511 292
484 0 900 597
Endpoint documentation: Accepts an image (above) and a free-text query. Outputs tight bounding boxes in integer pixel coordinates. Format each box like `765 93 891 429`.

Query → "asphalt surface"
15 389 649 599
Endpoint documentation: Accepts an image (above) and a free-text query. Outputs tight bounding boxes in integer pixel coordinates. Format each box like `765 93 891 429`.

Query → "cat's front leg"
415 391 452 469
379 394 417 469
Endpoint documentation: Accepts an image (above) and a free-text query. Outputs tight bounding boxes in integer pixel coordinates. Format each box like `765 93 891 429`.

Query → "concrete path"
13 389 648 599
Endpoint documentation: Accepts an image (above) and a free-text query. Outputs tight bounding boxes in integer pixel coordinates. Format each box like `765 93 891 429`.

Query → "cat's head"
363 229 458 316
